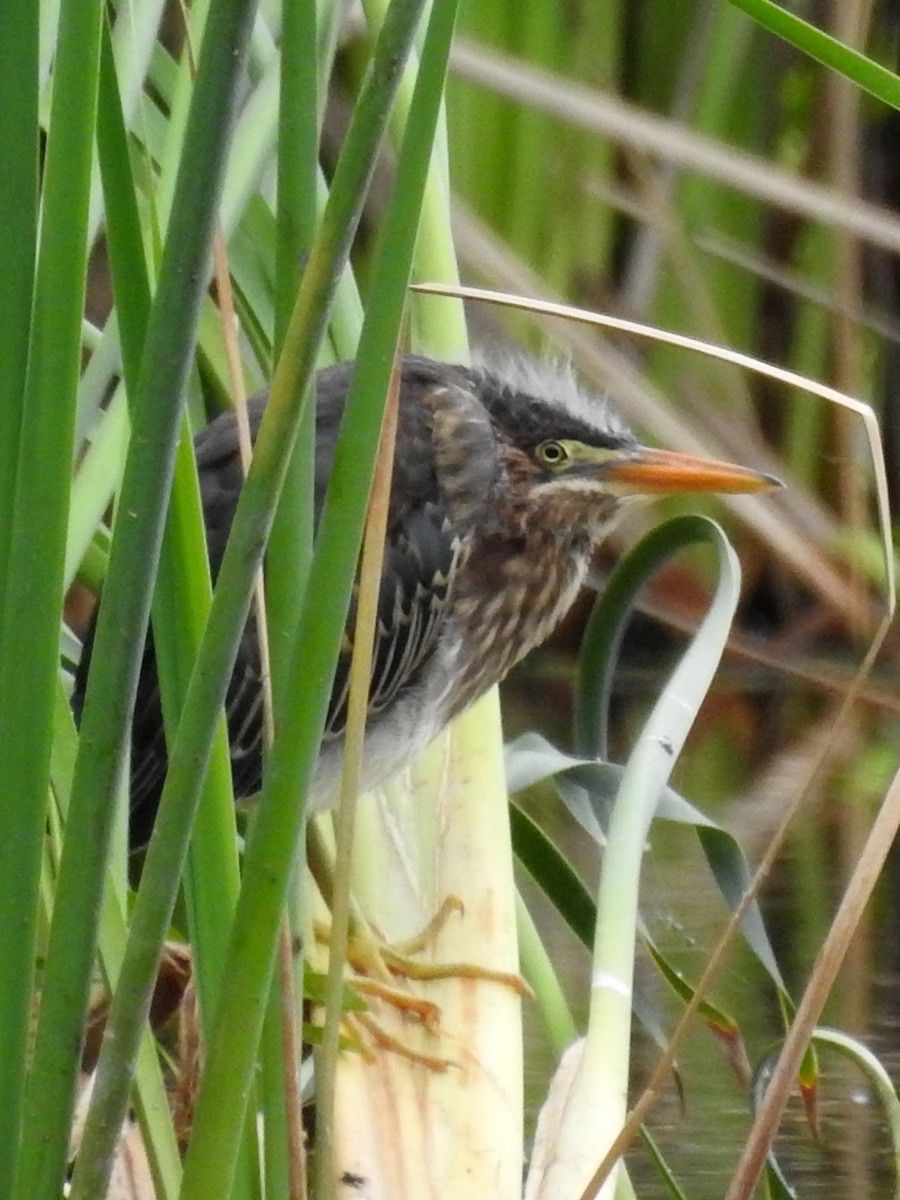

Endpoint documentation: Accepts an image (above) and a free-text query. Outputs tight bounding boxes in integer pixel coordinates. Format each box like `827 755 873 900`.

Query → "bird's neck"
441 523 592 719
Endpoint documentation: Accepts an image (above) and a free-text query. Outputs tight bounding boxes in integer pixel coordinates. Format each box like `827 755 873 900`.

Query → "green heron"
75 353 778 845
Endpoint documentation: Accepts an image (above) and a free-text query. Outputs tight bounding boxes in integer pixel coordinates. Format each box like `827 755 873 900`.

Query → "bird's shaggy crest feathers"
469 350 634 451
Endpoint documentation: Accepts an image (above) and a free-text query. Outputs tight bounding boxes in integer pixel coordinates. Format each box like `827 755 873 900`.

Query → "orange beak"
600 446 781 496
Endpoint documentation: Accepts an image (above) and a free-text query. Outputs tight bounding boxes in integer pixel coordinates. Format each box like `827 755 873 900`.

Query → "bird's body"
75 354 776 845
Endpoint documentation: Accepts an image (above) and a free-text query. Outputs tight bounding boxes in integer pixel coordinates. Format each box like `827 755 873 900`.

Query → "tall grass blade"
20 3 259 1197
0 1 102 1194
726 0 900 109
0 2 38 1188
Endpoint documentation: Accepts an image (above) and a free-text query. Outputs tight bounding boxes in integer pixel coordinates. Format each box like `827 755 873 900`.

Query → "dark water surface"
506 594 899 1198
521 819 900 1199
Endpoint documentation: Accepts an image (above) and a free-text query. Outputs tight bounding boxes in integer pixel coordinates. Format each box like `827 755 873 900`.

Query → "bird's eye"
536 440 569 468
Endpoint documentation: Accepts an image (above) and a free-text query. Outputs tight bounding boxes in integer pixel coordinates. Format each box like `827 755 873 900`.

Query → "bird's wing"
72 613 173 850
321 369 496 742
76 361 496 840
128 641 173 847
324 502 462 739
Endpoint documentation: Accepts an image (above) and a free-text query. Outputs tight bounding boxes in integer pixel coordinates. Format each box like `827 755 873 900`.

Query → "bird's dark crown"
467 353 637 455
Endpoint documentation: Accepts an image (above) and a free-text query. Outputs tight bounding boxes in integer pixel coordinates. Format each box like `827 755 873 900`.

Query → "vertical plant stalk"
331 5 524 1198
278 919 308 1200
533 519 741 1200
361 0 468 356
315 367 400 1200
20 3 260 1199
99 16 255 1192
0 1 101 1195
0 1 36 591
88 28 186 1197
268 0 318 678
0 0 37 1178
329 6 523 1198
265 9 319 1188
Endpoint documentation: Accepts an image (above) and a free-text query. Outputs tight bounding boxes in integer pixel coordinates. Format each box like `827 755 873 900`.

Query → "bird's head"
469 356 780 543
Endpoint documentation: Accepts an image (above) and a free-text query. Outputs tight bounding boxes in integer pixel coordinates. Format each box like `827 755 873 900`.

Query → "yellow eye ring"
536 440 569 467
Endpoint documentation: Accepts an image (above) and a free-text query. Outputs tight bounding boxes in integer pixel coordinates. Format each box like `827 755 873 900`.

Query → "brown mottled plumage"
73 353 777 846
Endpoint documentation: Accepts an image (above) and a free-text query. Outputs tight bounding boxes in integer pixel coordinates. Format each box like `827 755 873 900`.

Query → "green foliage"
1 1 896 1198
